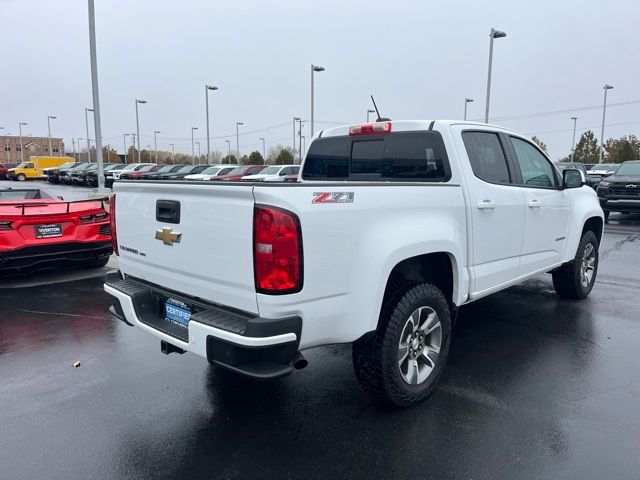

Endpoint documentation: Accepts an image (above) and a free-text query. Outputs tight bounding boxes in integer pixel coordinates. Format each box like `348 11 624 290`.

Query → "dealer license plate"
165 298 192 327
35 224 63 239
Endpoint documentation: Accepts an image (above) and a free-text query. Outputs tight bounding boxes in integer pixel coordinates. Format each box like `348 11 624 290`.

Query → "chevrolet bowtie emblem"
155 227 182 246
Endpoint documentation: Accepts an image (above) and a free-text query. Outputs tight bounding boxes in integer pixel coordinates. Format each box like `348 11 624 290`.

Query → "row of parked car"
44 162 300 188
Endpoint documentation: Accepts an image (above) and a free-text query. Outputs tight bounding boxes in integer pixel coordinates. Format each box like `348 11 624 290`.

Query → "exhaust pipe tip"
293 352 308 370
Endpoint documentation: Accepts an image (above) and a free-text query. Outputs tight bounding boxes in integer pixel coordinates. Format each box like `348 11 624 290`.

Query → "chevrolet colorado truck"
104 120 603 407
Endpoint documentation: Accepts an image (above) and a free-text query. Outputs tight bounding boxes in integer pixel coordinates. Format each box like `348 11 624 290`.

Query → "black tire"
552 230 599 300
16 174 26 181
353 283 452 407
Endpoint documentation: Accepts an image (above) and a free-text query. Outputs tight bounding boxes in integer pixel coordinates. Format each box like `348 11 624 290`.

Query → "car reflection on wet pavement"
1 215 639 479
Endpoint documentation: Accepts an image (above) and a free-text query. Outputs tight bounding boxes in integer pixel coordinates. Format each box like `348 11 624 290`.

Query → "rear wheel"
352 283 451 407
552 230 599 299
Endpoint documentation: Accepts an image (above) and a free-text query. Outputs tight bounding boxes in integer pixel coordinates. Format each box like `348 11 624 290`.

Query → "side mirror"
562 169 583 189
57 196 64 201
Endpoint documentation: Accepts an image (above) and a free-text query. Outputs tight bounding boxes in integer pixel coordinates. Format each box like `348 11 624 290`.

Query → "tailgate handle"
156 200 180 224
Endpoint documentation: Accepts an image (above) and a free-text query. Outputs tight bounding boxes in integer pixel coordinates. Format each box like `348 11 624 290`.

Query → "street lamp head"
237 122 244 126
312 65 325 72
465 98 474 103
48 115 57 119
154 130 161 134
367 109 375 113
491 28 507 39
207 85 219 91
19 122 28 126
604 84 613 90
86 107 94 112
571 116 577 120
294 117 301 121
192 127 198 131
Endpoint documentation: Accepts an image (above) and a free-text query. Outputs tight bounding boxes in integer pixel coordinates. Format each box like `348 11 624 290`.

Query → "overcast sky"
1 0 639 160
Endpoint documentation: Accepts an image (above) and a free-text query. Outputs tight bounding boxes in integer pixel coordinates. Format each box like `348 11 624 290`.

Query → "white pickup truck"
105 120 603 407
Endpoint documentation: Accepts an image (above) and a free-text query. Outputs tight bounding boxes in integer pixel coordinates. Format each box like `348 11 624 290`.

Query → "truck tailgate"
113 182 258 314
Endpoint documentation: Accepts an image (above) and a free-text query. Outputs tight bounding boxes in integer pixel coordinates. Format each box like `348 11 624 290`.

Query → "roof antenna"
370 95 391 122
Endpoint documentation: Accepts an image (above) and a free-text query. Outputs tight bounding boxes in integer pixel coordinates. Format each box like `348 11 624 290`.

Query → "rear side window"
302 132 450 182
462 132 510 184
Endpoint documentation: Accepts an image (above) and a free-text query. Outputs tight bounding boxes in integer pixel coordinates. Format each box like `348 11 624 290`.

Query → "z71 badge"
312 192 355 204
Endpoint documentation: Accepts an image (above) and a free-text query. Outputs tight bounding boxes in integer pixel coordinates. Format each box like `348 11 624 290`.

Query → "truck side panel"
253 184 467 349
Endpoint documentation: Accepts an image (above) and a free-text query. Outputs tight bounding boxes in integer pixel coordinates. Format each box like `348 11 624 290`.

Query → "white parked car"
111 163 153 180
241 165 300 181
184 165 236 181
587 163 619 177
105 120 603 407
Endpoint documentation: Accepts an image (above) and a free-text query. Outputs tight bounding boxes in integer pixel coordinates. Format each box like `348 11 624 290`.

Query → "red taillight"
348 122 392 136
254 206 302 294
109 195 118 255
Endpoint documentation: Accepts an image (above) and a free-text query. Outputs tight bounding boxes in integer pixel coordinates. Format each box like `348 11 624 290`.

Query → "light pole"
293 117 300 159
484 28 507 124
153 130 160 163
310 64 325 136
135 99 146 162
570 117 578 162
205 84 218 164
225 139 231 162
18 122 27 163
87 0 105 189
123 133 130 163
236 122 244 157
464 98 474 120
191 127 198 163
367 109 375 122
169 143 175 164
85 107 93 162
72 138 76 161
599 84 613 164
47 115 57 155
259 137 265 159
297 119 306 164
195 141 201 161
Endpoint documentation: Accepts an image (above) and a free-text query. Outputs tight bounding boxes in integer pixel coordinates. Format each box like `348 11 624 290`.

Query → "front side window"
510 137 557 188
462 132 510 184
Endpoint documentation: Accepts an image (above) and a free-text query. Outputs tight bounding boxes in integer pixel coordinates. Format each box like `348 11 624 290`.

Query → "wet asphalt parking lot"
1 181 640 479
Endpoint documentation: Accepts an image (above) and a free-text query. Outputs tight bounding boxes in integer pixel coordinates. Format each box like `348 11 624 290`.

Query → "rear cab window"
302 131 451 182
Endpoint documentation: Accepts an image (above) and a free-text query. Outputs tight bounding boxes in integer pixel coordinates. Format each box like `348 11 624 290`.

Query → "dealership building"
1 135 65 164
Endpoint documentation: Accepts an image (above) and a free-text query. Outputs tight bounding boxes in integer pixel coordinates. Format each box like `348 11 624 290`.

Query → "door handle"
477 200 495 210
528 199 542 208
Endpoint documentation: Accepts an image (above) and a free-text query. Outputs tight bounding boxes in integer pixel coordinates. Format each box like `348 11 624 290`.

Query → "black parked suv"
44 162 76 184
57 162 89 184
86 164 125 188
597 160 640 220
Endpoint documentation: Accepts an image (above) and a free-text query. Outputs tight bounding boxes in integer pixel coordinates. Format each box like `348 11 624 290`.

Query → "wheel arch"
379 251 460 328
582 216 603 244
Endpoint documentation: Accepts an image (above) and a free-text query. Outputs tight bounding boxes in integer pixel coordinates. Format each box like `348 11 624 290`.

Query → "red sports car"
0 188 112 274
